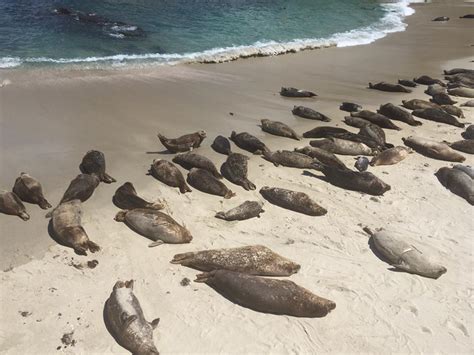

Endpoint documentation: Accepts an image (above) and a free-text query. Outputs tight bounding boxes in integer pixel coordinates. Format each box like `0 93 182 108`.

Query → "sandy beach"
1 0 473 353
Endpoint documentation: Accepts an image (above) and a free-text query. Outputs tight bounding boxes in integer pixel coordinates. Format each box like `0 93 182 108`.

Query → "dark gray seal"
402 136 465 162
412 108 464 128
292 106 331 121
401 99 440 110
12 172 51 209
460 14 474 18
60 173 100 204
147 159 191 193
398 79 417 87
358 124 392 149
368 82 411 93
259 186 327 216
260 119 300 140
462 125 474 140
310 137 374 156
302 126 348 139
113 182 164 210
215 201 264 221
378 103 422 126
448 140 474 154
0 191 29 221
172 152 222 179
430 93 457 105
441 105 464 118
79 150 116 184
344 116 371 129
104 280 160 355
187 168 235 198
339 102 362 112
350 110 401 130
453 165 474 179
414 75 446 86
280 87 317 98
221 153 256 191
444 68 474 75
435 167 473 205
158 130 206 153
194 270 336 317
263 150 318 169
294 146 347 169
229 131 269 155
211 135 232 155
433 16 449 21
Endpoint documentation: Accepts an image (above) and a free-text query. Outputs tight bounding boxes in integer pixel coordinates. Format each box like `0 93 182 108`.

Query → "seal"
441 105 464 118
115 208 193 246
263 150 319 169
412 108 464 128
432 16 449 21
79 150 116 184
12 172 51 209
402 136 465 162
430 93 457 105
294 146 347 169
211 135 232 155
260 119 300 140
363 227 447 279
310 137 374 156
104 280 160 355
302 126 348 139
368 82 411 93
461 100 474 107
358 124 392 149
187 168 235 198
280 87 317 98
172 152 222 178
147 159 191 193
424 84 446 96
445 73 474 87
259 186 327 216
331 132 383 151
157 130 206 153
229 131 269 155
51 199 100 255
462 125 474 140
292 106 331 121
377 103 422 126
448 140 474 154
401 99 440 110
60 173 100 204
171 245 299 276
350 110 402 130
215 201 264 221
339 102 362 112
194 270 336 317
413 75 446 86
354 157 370 172
0 191 29 220
398 79 417 87
113 182 164 210
448 87 474 98
221 153 256 191
444 68 474 75
453 165 474 178
370 146 411 166
343 116 371 129
460 14 474 18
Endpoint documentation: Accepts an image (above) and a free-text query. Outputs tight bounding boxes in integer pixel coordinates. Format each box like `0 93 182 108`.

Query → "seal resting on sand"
436 168 473 205
302 126 349 138
412 108 464 128
104 280 160 355
12 172 51 209
60 173 100 205
368 82 411 93
229 131 269 155
448 140 474 154
51 200 100 255
292 106 331 121
462 125 474 140
350 110 401 130
172 245 299 276
263 150 319 169
310 137 374 156
398 79 417 88
370 147 411 166
414 75 446 86
339 102 362 112
453 165 474 178
402 136 465 162
461 100 474 107
79 150 116 184
215 201 264 221
147 159 191 193
115 208 192 246
460 14 474 19
260 186 327 216
441 105 464 118
432 16 449 21
364 227 447 279
260 119 300 140
448 87 474 98
195 270 336 317
430 93 457 105
401 99 440 110
444 68 474 75
113 182 164 210
0 191 29 220
211 135 232 155
221 153 256 191
157 131 206 153
424 84 446 96
173 152 222 178
187 168 235 198
280 87 317 98
294 146 347 169
377 103 422 126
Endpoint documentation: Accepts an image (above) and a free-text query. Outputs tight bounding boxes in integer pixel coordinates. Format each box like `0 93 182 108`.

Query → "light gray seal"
310 137 374 156
401 99 440 110
402 136 465 162
263 150 319 169
448 87 474 98
370 146 411 166
436 167 473 205
215 201 264 221
441 105 464 118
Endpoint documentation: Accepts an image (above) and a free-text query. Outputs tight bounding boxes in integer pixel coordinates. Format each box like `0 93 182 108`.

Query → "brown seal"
292 106 331 121
448 87 474 98
60 173 100 205
435 167 473 205
398 79 417 87
259 186 327 216
211 135 232 155
215 201 264 221
413 75 445 86
310 137 374 156
187 168 235 198
260 119 300 140
12 172 51 209
229 131 269 155
370 146 411 166
79 150 116 184
172 152 222 178
350 110 401 130
280 87 317 98
0 191 30 221
377 103 422 126
294 146 347 169
430 93 457 105
401 99 440 110
113 182 164 210
263 150 319 169
157 130 206 153
441 105 464 118
402 136 465 162
147 159 191 193
368 82 411 93
448 140 474 154
412 108 464 128
221 153 256 191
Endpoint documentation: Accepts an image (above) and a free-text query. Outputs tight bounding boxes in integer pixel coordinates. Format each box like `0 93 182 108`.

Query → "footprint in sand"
444 317 469 338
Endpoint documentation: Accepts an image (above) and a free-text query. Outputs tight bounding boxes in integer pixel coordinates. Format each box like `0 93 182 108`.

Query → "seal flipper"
150 318 160 329
148 240 164 247
101 173 116 184
86 240 101 253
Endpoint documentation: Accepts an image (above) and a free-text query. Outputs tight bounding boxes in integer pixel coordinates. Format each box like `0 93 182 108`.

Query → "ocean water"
0 0 419 69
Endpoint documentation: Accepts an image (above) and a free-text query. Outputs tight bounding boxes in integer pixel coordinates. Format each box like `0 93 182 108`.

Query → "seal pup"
51 200 100 255
424 84 446 96
310 137 374 156
363 228 447 279
172 152 222 178
433 16 449 21
448 140 474 154
211 135 232 155
402 136 466 162
430 93 457 105
292 106 331 121
221 153 256 191
187 168 235 198
370 146 411 166
350 110 402 130
412 108 464 127
171 245 299 276
377 103 422 126
354 157 370 172
398 79 417 88
280 87 317 98
368 82 411 93
195 270 336 317
12 172 51 209
147 159 191 193
413 75 446 86
104 280 160 355
259 186 327 216
461 100 474 107
448 87 474 98
229 131 269 155
441 105 464 118
294 146 347 169
462 125 474 140
157 131 206 153
260 119 300 140
79 150 116 184
0 191 30 220
401 99 440 110
263 150 319 169
312 164 391 196
215 201 264 221
113 182 164 210
115 208 192 246
339 102 362 112
302 126 348 139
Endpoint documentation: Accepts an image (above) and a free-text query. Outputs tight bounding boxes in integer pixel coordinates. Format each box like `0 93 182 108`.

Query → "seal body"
59 174 100 204
441 105 464 118
221 153 256 191
302 126 348 139
211 135 232 155
401 99 440 110
449 140 474 154
344 116 372 129
259 186 327 216
461 100 474 107
310 137 374 156
424 84 446 96
370 146 411 166
157 131 206 153
215 201 264 221
430 93 457 105
350 110 401 130
412 108 464 127
187 168 235 198
148 159 191 193
433 16 449 21
448 87 474 98
294 146 346 169
462 125 474 140
104 280 160 355
436 167 474 205
195 270 336 317
260 119 300 140
51 200 100 255
330 132 381 151
172 245 299 276
368 82 411 93
358 124 391 149
444 68 474 75
354 157 370 172
292 106 331 121
173 153 222 178
460 14 474 18
263 150 318 169
12 173 51 209
113 182 164 210
398 79 417 87
280 87 316 98
378 103 422 126
339 102 362 112
0 191 29 221
414 75 445 86
402 136 465 162
229 131 269 155
453 165 474 178
79 150 116 184
115 208 192 246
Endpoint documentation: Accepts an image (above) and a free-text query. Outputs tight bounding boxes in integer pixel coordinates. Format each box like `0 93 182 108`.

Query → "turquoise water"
0 0 415 69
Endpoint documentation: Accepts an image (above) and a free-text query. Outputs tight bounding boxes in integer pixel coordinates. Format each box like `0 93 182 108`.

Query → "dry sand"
0 1 473 354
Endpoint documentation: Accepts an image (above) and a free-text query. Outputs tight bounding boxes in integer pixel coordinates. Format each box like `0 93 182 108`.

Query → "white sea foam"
0 0 420 70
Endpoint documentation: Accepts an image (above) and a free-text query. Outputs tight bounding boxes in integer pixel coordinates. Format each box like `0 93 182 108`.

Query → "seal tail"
39 198 53 210
100 173 116 184
242 180 256 191
215 211 227 220
86 240 101 253
179 184 192 194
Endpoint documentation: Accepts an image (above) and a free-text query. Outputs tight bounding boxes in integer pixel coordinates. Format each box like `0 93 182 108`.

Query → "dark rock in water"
354 157 370 172
339 102 362 112
432 16 449 21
